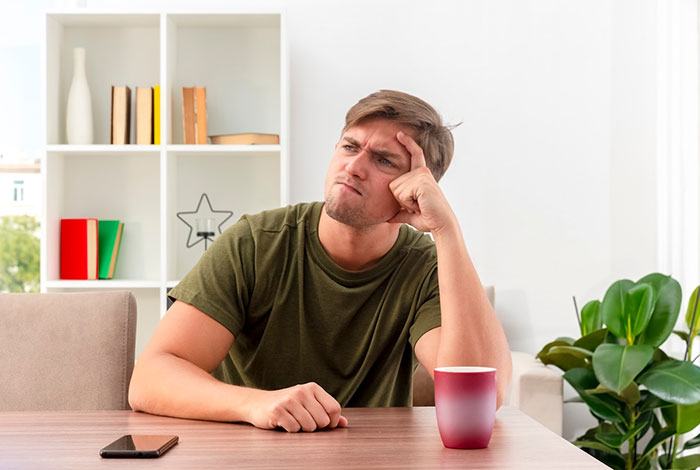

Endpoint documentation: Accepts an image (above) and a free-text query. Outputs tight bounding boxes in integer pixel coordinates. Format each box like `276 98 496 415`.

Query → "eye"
342 145 356 152
378 157 394 167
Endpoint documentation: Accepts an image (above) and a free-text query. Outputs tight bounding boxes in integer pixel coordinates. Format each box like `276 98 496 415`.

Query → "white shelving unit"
41 10 289 357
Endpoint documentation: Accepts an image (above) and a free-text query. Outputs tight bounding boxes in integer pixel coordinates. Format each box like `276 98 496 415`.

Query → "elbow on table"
127 362 151 412
496 352 513 409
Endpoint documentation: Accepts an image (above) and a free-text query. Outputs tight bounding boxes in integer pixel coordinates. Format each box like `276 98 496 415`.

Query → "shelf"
44 12 160 28
47 145 162 154
46 14 160 145
166 16 280 145
165 151 280 280
45 280 161 289
42 9 288 353
167 13 280 28
44 152 161 282
166 145 280 153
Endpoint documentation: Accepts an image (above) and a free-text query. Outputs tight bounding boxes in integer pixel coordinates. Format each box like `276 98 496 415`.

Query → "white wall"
78 0 664 441
287 0 656 356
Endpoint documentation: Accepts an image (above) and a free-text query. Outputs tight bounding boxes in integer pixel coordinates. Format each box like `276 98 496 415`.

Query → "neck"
317 205 401 271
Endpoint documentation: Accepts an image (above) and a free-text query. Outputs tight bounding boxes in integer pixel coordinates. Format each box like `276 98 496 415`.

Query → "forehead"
343 118 415 143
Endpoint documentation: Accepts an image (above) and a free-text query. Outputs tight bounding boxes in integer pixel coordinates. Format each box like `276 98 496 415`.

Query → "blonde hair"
343 90 457 181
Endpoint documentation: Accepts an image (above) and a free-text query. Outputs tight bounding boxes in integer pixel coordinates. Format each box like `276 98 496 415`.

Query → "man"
129 90 512 433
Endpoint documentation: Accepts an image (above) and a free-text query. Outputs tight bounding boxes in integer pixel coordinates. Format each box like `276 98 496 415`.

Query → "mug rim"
434 366 496 373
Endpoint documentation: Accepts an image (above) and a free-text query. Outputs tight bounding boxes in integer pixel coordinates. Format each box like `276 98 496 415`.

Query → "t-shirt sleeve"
408 266 441 350
167 216 255 337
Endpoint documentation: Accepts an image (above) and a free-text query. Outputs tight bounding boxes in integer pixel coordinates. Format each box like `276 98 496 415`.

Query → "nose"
344 150 370 180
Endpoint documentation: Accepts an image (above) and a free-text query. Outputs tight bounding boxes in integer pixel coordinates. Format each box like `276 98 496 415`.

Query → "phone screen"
99 435 178 458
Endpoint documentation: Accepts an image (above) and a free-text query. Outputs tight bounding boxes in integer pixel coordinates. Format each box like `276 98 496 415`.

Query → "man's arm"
389 132 512 407
129 300 347 431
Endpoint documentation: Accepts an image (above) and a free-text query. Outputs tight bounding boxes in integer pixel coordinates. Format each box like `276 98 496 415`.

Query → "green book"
98 220 124 279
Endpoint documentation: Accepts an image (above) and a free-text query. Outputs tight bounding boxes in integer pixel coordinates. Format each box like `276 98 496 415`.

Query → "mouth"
338 181 362 195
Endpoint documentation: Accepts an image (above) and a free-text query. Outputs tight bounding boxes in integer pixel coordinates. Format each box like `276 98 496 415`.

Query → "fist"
247 382 349 432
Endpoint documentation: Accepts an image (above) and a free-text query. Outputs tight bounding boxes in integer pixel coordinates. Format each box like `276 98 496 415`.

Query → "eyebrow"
343 136 403 161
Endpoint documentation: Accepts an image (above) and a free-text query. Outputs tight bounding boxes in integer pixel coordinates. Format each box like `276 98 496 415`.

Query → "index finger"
397 131 427 171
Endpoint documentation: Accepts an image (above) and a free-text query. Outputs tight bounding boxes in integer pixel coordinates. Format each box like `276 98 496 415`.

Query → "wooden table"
0 406 607 469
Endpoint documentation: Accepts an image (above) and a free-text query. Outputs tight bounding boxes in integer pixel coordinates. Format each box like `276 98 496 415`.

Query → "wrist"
431 216 461 244
229 384 261 424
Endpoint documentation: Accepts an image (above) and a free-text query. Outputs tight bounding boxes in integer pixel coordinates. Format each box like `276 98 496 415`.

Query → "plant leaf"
596 421 646 449
625 283 655 337
548 345 593 359
654 348 671 364
536 340 574 358
537 340 590 372
574 328 613 352
662 403 678 429
555 336 576 344
677 401 700 434
592 343 654 393
587 382 641 407
640 426 675 462
595 432 626 449
639 392 671 414
619 382 641 407
637 273 682 347
571 440 623 457
581 300 602 336
671 454 700 469
564 368 627 423
634 410 654 444
638 360 700 405
674 330 690 342
685 285 700 340
601 279 635 340
683 431 700 450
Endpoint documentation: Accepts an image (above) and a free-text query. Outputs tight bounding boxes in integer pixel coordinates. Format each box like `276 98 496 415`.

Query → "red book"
60 219 99 280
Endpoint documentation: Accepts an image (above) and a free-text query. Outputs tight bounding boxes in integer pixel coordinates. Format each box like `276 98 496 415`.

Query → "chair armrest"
504 351 563 436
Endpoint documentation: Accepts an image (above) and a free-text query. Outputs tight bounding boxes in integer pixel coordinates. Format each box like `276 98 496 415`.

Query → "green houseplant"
537 273 700 470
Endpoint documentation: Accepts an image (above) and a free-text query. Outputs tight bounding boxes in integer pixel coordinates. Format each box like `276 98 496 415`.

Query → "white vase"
66 47 93 144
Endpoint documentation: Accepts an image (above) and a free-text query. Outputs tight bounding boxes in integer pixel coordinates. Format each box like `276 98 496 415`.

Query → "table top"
0 406 607 469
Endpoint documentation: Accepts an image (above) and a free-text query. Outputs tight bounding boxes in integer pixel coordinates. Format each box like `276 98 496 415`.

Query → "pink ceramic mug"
434 366 497 449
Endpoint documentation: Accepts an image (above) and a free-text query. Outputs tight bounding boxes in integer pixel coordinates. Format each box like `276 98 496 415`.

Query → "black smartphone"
99 434 178 458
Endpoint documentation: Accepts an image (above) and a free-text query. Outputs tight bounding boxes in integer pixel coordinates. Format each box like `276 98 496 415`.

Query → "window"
13 180 24 202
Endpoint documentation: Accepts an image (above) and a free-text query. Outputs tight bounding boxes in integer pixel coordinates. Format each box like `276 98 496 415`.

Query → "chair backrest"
0 291 137 411
412 286 495 406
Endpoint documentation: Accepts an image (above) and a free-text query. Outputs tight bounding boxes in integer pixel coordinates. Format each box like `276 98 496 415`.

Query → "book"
182 87 196 144
98 220 124 279
135 87 153 145
110 86 131 144
154 85 161 145
209 133 280 145
195 87 207 144
60 218 98 280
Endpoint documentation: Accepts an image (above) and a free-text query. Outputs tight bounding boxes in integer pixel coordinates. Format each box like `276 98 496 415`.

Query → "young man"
128 90 512 433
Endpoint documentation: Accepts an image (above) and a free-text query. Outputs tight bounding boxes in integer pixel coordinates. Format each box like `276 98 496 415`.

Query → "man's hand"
246 382 349 432
387 131 457 235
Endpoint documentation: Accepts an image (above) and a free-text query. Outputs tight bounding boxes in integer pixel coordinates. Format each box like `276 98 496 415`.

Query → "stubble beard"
324 187 385 229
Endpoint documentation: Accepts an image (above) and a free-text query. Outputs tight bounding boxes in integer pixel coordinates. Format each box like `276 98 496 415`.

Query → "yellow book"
154 85 160 145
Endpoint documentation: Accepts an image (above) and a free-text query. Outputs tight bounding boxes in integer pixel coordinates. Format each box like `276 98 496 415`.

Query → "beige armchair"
412 286 563 436
0 291 137 411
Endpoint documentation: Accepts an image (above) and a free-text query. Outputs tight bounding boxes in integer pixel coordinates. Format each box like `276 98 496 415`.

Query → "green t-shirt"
168 201 441 407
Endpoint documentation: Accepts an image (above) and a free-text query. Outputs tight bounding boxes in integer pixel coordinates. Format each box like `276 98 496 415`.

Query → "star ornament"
176 193 234 248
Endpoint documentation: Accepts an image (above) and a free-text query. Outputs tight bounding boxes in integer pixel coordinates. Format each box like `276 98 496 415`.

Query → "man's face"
324 118 415 228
